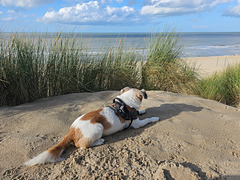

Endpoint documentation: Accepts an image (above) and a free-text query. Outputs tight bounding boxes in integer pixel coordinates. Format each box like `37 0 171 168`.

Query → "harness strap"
109 98 139 129
127 117 134 129
113 98 126 105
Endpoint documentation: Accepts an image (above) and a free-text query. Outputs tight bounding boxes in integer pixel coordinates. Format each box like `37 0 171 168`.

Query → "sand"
184 55 240 77
1 55 240 179
1 90 240 179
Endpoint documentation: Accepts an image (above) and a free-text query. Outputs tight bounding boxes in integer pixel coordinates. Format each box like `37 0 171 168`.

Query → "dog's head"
118 87 148 110
121 87 148 101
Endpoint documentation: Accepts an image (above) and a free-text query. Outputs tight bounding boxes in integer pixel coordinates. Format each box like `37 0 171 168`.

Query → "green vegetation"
0 31 239 107
196 64 240 106
0 33 140 106
142 30 199 93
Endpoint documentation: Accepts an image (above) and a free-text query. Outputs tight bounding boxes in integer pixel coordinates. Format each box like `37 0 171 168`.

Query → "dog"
24 87 160 166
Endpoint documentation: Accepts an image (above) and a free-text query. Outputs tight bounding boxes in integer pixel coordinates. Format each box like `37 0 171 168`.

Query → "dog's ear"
135 89 148 101
141 89 148 99
120 87 131 94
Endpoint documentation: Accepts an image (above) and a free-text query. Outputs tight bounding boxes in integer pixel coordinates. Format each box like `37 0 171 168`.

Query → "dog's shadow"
101 103 204 146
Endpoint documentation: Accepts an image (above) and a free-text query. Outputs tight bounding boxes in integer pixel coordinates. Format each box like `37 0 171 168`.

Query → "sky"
0 0 240 32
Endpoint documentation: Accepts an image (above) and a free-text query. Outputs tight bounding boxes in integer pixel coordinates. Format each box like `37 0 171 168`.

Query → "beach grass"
196 64 240 106
0 33 140 106
1 31 239 107
142 30 199 93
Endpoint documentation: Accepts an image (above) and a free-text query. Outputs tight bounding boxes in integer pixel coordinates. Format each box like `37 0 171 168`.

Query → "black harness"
109 98 139 129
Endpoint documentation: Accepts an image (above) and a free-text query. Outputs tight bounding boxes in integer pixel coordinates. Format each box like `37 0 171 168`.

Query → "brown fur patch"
134 89 148 101
73 128 92 149
115 114 126 123
71 127 83 144
121 87 130 94
134 89 143 102
48 127 74 158
81 109 111 130
141 89 148 99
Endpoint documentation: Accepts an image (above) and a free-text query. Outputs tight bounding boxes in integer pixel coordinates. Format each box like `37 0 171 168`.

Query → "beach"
184 55 240 77
1 55 240 179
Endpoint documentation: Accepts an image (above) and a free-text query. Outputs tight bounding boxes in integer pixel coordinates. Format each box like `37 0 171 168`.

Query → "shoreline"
183 55 240 77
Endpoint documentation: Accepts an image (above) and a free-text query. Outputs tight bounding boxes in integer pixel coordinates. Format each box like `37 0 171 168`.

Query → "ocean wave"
185 45 237 50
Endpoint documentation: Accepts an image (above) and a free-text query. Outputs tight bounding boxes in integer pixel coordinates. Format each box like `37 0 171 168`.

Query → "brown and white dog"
25 87 160 166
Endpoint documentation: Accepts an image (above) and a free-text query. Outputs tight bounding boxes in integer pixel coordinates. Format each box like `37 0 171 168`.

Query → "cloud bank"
140 0 234 16
2 0 240 26
40 1 141 25
39 0 240 26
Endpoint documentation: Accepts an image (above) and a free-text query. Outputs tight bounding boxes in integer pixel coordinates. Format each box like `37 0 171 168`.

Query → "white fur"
24 150 63 166
116 89 141 110
71 115 104 141
101 107 129 136
131 117 159 129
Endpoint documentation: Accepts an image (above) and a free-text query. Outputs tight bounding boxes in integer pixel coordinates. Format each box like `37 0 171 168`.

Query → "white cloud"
192 24 208 29
0 11 3 15
40 1 140 25
141 0 207 16
140 0 233 16
0 0 55 8
101 0 124 3
1 10 28 21
210 0 233 7
7 10 15 14
2 16 16 21
224 0 240 17
225 5 240 16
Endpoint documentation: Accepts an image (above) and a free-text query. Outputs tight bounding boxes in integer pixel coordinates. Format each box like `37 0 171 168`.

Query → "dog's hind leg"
74 126 104 149
130 117 160 129
75 137 93 149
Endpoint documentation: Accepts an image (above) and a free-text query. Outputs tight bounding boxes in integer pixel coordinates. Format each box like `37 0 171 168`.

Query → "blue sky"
0 0 240 32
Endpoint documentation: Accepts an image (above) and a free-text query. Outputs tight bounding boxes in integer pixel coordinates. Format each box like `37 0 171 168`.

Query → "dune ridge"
1 90 240 179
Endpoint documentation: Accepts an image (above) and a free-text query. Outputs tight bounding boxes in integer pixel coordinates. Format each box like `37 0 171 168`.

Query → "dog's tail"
24 130 73 166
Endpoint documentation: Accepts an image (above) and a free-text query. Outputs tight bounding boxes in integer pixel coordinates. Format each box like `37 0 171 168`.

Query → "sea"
1 32 240 58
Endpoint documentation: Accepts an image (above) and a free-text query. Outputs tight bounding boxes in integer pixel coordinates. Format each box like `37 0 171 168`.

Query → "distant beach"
184 55 240 77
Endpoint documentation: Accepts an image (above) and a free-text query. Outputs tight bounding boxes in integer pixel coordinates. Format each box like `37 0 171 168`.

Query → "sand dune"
1 90 240 179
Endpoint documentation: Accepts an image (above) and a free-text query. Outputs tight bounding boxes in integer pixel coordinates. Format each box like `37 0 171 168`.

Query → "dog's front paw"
150 117 160 122
139 110 146 115
91 138 105 147
57 157 64 162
